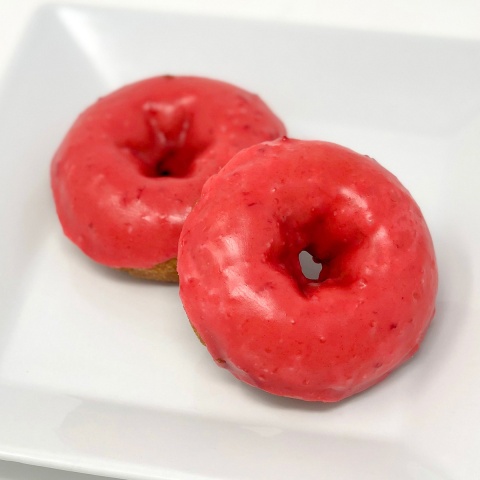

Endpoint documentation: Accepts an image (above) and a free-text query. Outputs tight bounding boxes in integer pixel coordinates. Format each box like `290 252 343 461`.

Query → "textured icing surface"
51 76 286 268
178 138 438 402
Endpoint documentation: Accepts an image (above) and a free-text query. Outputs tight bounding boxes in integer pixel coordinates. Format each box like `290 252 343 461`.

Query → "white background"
0 1 479 479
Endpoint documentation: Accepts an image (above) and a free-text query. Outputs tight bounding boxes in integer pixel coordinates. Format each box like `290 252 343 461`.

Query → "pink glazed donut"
178 138 438 401
51 76 286 281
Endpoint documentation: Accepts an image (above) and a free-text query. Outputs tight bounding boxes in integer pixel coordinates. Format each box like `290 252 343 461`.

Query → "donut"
51 76 286 281
178 138 438 402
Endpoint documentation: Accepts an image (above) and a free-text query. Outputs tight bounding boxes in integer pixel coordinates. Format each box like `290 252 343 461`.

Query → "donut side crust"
121 257 178 282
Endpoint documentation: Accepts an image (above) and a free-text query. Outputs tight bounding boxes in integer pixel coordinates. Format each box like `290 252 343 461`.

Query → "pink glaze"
51 76 286 268
178 138 438 402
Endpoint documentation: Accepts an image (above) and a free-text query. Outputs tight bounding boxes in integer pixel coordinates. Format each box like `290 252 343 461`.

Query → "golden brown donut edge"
121 257 179 282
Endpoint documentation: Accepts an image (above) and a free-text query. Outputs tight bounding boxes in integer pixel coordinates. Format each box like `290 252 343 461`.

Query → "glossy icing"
51 76 286 268
178 138 438 402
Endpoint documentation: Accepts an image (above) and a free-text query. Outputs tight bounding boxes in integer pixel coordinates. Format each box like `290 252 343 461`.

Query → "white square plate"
1 5 479 479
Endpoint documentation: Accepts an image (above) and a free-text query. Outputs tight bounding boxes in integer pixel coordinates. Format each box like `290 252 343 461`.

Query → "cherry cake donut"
51 76 286 281
178 138 438 402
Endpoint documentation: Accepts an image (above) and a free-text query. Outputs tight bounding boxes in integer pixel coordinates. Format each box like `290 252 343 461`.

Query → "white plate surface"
1 5 480 480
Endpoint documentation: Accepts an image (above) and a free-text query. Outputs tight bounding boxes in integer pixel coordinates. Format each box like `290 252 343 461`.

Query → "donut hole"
267 216 365 294
279 241 360 294
121 104 209 178
299 250 323 281
123 141 206 178
267 223 331 292
152 145 202 177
